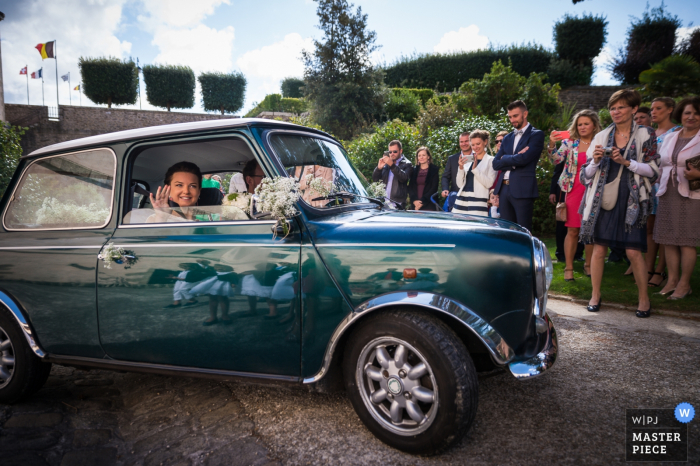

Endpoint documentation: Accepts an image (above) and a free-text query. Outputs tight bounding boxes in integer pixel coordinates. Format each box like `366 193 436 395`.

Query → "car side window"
4 149 116 230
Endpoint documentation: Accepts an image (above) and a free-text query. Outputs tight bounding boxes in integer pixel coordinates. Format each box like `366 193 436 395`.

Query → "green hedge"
79 56 138 108
142 64 195 111
391 88 435 104
385 90 422 123
0 125 26 198
383 45 554 92
245 94 308 117
198 71 246 115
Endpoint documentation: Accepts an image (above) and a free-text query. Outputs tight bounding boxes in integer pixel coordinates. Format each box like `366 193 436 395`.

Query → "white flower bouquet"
98 242 137 269
254 176 300 237
366 181 386 199
221 192 251 220
304 174 333 198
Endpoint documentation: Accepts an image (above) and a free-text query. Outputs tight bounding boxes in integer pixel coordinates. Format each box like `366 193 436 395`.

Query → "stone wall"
558 85 628 112
5 104 240 156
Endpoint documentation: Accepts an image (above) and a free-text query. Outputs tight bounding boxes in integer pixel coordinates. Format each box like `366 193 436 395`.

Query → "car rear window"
3 149 116 230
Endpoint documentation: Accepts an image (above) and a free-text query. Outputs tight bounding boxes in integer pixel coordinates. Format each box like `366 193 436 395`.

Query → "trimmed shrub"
547 58 593 88
610 4 681 84
245 93 308 117
640 55 700 98
384 44 554 92
79 56 138 108
281 77 305 98
142 64 195 111
385 90 422 123
0 125 26 198
392 88 435 105
552 13 608 85
198 71 247 115
346 120 421 180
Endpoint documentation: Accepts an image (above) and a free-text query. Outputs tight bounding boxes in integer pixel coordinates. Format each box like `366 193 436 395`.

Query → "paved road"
2 299 698 465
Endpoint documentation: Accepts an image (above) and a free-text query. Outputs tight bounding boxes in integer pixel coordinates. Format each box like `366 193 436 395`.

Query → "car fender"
0 289 47 358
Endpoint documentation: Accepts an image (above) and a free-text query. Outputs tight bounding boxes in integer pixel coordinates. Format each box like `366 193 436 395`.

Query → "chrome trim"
0 245 101 250
0 291 46 358
508 314 557 379
315 243 455 248
111 243 293 248
531 237 548 318
3 148 118 232
303 291 515 384
118 220 277 229
46 354 301 383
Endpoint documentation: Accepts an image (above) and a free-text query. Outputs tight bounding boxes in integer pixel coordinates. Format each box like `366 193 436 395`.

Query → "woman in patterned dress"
548 110 602 281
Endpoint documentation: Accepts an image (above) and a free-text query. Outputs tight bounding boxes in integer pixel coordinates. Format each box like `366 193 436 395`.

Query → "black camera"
603 147 614 157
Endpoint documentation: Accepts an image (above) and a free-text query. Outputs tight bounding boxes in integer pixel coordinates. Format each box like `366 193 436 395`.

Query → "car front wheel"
343 309 478 455
0 307 52 404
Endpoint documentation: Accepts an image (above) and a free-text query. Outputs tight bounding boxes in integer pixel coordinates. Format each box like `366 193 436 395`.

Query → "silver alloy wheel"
356 337 438 436
0 326 15 389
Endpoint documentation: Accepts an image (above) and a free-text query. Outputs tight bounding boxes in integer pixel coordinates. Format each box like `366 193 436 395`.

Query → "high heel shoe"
583 264 591 277
586 299 602 312
564 268 575 282
656 288 676 296
668 289 692 301
635 307 651 318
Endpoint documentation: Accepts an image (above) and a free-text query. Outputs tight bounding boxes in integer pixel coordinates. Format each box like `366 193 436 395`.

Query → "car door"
0 148 119 358
96 133 302 377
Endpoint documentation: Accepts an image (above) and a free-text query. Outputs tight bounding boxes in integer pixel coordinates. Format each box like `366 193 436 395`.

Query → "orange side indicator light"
403 268 417 279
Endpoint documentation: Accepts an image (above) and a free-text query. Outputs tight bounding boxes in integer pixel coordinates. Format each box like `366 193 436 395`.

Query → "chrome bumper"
508 314 557 379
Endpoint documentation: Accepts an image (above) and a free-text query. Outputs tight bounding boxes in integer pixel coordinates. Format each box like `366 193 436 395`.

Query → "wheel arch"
0 289 46 358
304 292 514 389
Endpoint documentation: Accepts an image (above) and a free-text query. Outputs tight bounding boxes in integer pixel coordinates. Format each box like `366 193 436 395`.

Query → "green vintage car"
0 119 555 454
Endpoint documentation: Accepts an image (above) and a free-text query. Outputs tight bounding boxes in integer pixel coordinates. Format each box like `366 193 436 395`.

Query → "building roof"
25 118 315 158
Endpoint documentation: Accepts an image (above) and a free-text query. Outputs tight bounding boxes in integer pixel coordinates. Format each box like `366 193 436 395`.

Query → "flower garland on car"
366 181 386 200
254 176 300 237
98 242 138 269
221 192 252 220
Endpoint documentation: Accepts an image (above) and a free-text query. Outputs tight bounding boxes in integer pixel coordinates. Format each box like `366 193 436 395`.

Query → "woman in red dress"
548 110 603 281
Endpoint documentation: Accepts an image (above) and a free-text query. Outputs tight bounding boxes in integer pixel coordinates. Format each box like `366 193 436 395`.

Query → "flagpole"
54 40 59 109
68 72 71 105
26 65 29 105
41 69 45 106
79 86 82 106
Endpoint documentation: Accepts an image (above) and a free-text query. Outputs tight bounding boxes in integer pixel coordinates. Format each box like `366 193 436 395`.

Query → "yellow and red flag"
35 41 55 59
74 85 80 91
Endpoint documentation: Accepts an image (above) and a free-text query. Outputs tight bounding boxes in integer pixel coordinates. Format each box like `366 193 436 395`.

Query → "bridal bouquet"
304 174 333 198
255 176 300 237
366 181 386 199
221 192 251 220
98 242 137 269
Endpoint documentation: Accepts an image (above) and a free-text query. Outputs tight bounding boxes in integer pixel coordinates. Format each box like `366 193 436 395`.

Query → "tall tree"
142 64 195 111
281 77 305 98
79 57 138 108
199 72 247 115
610 3 681 84
302 0 388 140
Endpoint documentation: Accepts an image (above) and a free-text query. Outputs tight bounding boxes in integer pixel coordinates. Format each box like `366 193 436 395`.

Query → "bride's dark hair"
164 161 202 186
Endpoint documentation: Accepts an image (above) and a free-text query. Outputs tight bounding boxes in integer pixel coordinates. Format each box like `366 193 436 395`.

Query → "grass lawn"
542 237 700 313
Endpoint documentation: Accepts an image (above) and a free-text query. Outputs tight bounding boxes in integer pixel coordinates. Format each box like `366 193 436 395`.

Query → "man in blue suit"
492 100 545 232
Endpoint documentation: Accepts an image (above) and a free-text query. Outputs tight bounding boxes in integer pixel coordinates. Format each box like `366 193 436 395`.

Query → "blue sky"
1 0 698 114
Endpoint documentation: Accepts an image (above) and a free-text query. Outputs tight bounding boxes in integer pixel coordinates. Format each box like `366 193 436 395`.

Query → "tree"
610 3 681 84
281 77 305 98
550 13 607 87
676 28 700 63
639 55 700 98
384 90 421 123
0 125 26 198
459 60 524 117
303 0 388 140
198 71 247 115
79 57 138 108
142 64 195 111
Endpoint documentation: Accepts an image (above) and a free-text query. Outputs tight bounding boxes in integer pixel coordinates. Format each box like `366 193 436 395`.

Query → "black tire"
343 309 478 455
0 306 52 404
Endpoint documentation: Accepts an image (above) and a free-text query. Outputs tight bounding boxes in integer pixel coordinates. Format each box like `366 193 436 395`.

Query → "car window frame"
118 131 276 229
262 129 380 216
2 147 118 232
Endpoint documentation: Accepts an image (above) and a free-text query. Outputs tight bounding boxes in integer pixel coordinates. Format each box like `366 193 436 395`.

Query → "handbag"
555 191 567 222
687 154 700 191
601 130 636 211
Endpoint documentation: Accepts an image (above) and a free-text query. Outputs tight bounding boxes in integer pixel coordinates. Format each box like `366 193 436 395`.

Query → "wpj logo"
625 404 692 462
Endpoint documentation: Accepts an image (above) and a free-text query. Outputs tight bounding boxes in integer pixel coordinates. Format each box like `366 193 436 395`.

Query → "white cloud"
433 26 489 54
676 26 700 46
138 0 231 29
237 33 313 111
591 46 618 86
152 25 235 72
1 0 132 108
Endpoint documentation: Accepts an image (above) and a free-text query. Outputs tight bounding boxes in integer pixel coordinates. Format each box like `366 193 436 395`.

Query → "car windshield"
268 133 375 209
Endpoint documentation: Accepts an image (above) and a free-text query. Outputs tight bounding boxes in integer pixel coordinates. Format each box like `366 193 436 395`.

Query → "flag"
20 66 27 75
74 84 80 91
35 41 56 59
31 69 43 79
61 73 69 82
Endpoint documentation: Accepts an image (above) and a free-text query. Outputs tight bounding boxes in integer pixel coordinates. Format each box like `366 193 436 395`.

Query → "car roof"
24 117 331 158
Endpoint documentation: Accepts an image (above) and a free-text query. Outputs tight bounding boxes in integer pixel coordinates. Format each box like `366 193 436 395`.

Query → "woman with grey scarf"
579 89 660 318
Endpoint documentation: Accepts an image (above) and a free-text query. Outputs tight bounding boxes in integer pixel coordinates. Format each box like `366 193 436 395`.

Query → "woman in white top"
451 130 498 216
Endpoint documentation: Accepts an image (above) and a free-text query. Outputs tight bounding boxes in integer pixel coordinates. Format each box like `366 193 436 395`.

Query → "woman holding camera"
452 130 498 216
548 109 601 281
653 96 700 300
579 89 659 317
